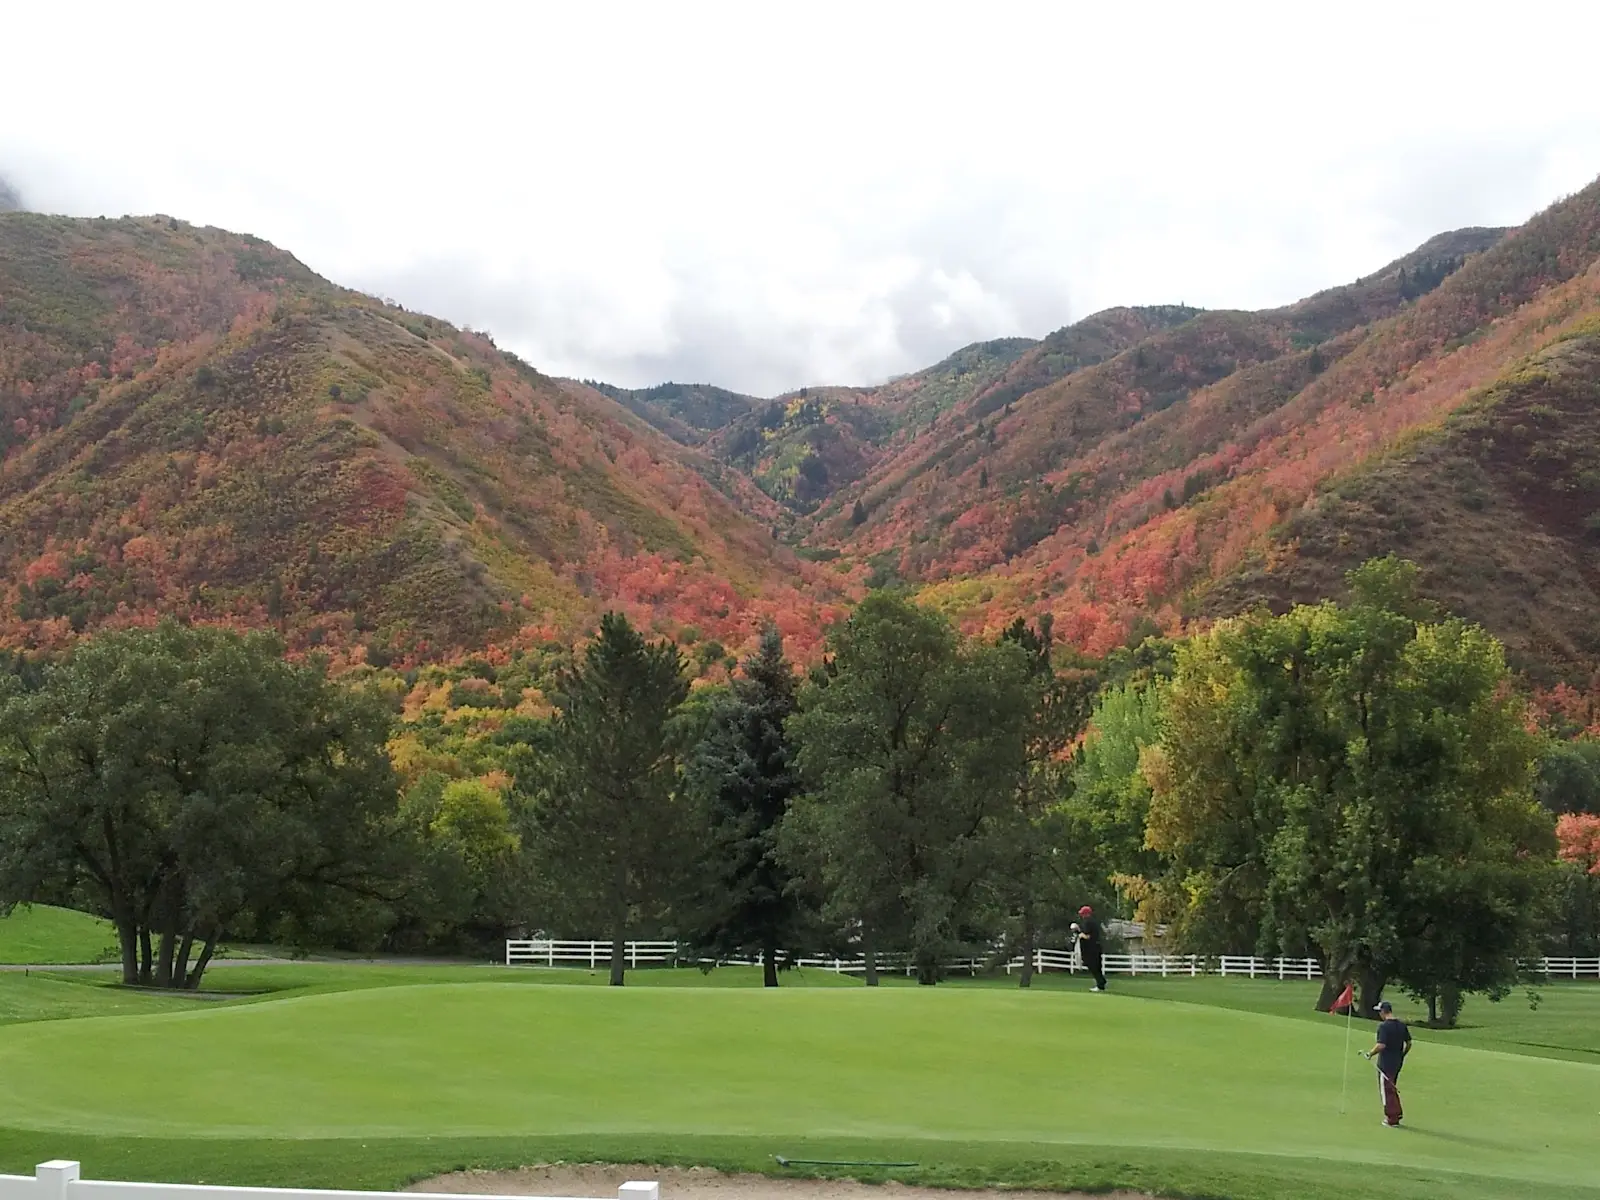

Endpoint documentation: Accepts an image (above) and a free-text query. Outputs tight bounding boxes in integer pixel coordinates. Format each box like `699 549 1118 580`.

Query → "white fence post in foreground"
36 1161 80 1200
7 1159 658 1200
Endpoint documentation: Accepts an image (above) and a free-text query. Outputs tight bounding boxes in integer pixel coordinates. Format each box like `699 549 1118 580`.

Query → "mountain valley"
5 179 1600 680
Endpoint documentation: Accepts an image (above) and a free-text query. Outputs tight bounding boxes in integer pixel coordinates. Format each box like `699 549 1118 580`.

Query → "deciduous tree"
1144 559 1556 1018
0 621 402 989
1070 679 1168 896
784 593 1033 984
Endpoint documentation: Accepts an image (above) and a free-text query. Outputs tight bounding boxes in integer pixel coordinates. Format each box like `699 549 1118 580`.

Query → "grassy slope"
0 966 1595 1199
1083 975 1600 1063
0 905 116 964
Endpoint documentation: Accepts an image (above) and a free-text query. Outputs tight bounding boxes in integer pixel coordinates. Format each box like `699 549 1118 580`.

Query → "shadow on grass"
1399 1126 1504 1151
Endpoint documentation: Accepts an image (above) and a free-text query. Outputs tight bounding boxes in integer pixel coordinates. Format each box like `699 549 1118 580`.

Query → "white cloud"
4 0 1599 394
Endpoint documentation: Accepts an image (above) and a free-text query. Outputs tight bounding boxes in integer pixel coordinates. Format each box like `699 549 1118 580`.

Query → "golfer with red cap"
1363 999 1412 1126
1073 905 1107 992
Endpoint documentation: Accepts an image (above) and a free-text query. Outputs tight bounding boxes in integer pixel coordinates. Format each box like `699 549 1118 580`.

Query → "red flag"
1331 982 1354 1013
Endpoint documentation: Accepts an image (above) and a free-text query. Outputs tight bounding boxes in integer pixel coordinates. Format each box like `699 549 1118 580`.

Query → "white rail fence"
504 939 1600 980
0 1163 658 1200
1541 956 1600 978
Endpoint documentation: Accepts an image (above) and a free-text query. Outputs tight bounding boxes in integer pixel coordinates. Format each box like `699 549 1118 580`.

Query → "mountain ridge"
0 213 845 667
4 187 1599 681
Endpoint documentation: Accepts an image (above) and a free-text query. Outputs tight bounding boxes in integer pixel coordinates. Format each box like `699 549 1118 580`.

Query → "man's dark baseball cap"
1375 1000 1393 1013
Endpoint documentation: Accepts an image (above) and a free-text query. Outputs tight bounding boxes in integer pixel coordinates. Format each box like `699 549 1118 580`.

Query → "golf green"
0 982 1595 1192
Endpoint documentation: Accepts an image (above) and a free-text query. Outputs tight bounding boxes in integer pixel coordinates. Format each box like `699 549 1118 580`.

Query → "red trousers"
1377 1066 1403 1124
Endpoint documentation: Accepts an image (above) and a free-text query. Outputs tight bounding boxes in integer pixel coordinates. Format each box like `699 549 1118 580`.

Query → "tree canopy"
682 625 811 985
519 611 691 985
0 621 401 988
1137 560 1557 1022
785 593 1036 983
0 555 1583 1008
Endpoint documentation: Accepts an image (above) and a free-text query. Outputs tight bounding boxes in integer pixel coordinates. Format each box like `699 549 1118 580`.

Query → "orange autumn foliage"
1557 813 1600 875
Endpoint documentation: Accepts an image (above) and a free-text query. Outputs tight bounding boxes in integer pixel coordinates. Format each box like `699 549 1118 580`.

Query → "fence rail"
0 1162 658 1200
505 940 1600 980
505 939 679 968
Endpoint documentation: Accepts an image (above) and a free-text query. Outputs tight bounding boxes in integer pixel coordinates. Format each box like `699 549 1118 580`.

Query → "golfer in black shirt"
1073 905 1107 992
1364 999 1412 1127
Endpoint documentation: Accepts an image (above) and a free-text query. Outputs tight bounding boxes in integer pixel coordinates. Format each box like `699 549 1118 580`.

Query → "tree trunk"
1356 964 1386 1020
115 916 139 987
138 926 153 986
184 934 219 990
155 928 176 989
1440 983 1462 1028
762 937 778 988
174 931 195 987
155 877 183 989
862 922 878 987
1018 913 1036 990
1426 991 1438 1026
915 951 939 986
1312 951 1349 1012
609 923 627 987
1314 975 1341 1012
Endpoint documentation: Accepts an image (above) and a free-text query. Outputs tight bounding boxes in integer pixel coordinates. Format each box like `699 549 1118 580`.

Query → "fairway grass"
0 905 117 964
0 979 1595 1200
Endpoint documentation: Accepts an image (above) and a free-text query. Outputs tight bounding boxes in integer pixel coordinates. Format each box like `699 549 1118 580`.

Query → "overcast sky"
5 2 1600 395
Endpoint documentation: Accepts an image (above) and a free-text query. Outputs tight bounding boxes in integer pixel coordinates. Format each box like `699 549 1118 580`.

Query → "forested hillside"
782 186 1595 679
706 337 1038 514
0 215 842 665
1206 320 1600 681
4 179 1600 682
583 380 758 445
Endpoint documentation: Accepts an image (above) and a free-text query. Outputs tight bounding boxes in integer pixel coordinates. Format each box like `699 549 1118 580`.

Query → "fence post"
547 942 554 967
37 1161 80 1200
630 942 638 969
590 943 597 969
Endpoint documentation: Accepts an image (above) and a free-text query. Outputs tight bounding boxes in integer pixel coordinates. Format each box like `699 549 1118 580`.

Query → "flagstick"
1339 1000 1353 1114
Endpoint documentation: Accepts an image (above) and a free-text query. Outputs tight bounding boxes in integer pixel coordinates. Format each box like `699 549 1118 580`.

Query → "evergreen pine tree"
524 612 689 985
685 626 808 985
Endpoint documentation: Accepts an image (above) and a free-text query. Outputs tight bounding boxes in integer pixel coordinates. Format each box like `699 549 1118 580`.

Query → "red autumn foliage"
6 179 1600 681
1557 813 1600 875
